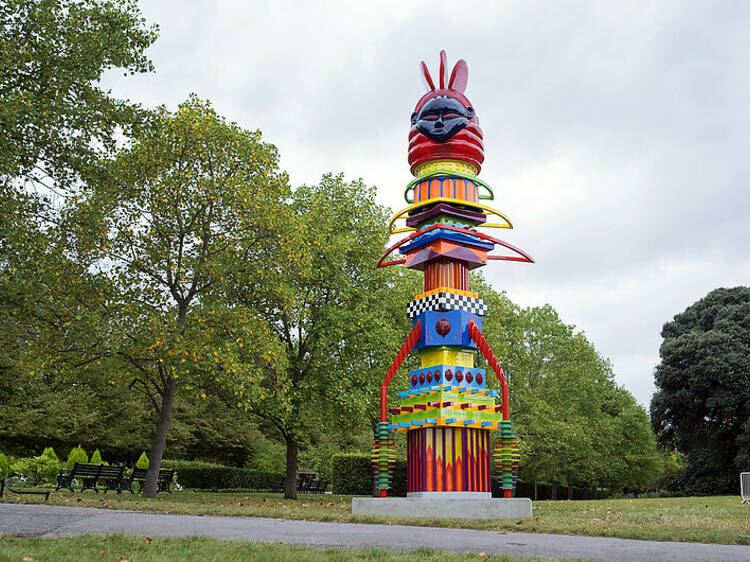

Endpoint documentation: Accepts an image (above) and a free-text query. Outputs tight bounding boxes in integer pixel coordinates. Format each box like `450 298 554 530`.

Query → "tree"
474 275 660 495
0 0 158 464
229 174 412 498
54 97 289 496
0 0 156 187
651 287 750 494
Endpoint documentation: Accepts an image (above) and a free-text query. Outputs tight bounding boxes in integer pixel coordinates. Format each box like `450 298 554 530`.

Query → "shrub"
0 453 9 480
90 449 105 465
41 447 59 465
329 453 407 496
66 445 88 470
174 465 280 490
136 451 149 469
10 455 59 485
330 453 370 495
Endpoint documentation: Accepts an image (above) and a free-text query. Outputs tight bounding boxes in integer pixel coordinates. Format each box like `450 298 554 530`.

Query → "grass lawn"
0 535 546 562
2 490 749 545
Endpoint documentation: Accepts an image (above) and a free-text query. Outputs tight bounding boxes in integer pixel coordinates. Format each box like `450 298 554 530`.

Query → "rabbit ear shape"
421 61 436 91
439 50 448 89
448 59 468 92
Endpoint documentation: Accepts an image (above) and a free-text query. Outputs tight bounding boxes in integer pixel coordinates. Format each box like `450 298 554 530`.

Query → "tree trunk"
284 435 298 500
551 480 558 500
567 471 573 500
143 378 177 498
533 473 538 501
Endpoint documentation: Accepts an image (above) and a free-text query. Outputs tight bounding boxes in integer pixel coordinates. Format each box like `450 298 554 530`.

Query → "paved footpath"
3 503 750 561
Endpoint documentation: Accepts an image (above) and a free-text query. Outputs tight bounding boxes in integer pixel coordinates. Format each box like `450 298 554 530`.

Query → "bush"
135 451 149 469
10 455 59 485
331 453 370 495
41 447 59 465
90 449 105 465
175 466 281 490
330 453 407 496
66 445 88 470
0 453 9 480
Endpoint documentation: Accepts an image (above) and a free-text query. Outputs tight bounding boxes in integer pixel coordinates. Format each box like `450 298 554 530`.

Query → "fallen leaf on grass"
119 558 131 562
22 556 36 561
478 552 490 559
100 538 109 543
143 537 152 544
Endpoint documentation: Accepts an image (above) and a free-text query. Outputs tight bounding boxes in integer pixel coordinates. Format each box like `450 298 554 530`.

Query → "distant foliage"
66 445 88 470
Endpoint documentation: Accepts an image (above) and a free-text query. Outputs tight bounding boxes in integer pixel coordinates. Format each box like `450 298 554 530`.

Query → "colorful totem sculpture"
373 51 533 499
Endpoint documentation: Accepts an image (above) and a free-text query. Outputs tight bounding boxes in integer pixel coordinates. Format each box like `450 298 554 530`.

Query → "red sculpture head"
408 50 484 175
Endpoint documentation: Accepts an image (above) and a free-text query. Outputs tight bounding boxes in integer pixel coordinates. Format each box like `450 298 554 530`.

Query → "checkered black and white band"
407 292 488 318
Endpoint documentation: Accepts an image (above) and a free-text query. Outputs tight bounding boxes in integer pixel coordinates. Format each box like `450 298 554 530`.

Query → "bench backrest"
130 467 173 481
99 465 124 478
741 472 750 501
158 468 174 480
71 463 102 478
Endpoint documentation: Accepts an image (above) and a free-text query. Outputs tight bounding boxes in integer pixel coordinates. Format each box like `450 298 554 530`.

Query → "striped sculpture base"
407 427 491 493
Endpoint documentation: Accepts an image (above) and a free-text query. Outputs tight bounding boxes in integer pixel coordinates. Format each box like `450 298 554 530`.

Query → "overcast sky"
103 1 750 408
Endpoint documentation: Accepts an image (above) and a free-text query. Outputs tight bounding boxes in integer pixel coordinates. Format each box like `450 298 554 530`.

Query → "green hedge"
175 466 281 490
330 453 407 497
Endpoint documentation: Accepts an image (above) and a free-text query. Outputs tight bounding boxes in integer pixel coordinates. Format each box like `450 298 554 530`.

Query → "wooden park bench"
56 463 102 493
121 467 175 494
307 479 328 494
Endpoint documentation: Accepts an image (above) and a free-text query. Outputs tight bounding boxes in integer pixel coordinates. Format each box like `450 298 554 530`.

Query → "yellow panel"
421 349 474 368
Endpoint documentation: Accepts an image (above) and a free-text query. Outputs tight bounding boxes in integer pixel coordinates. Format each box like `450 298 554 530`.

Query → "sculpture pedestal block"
352 496 532 520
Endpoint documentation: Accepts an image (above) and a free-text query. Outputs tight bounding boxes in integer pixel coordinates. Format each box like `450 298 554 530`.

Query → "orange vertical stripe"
457 179 466 201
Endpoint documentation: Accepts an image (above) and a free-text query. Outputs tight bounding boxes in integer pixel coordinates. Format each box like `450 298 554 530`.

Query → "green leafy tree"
475 275 660 495
0 0 157 471
0 0 156 187
58 97 288 496
651 286 750 494
229 174 412 498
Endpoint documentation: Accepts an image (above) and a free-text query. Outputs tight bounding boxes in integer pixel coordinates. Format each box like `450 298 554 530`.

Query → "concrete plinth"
352 496 532 520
